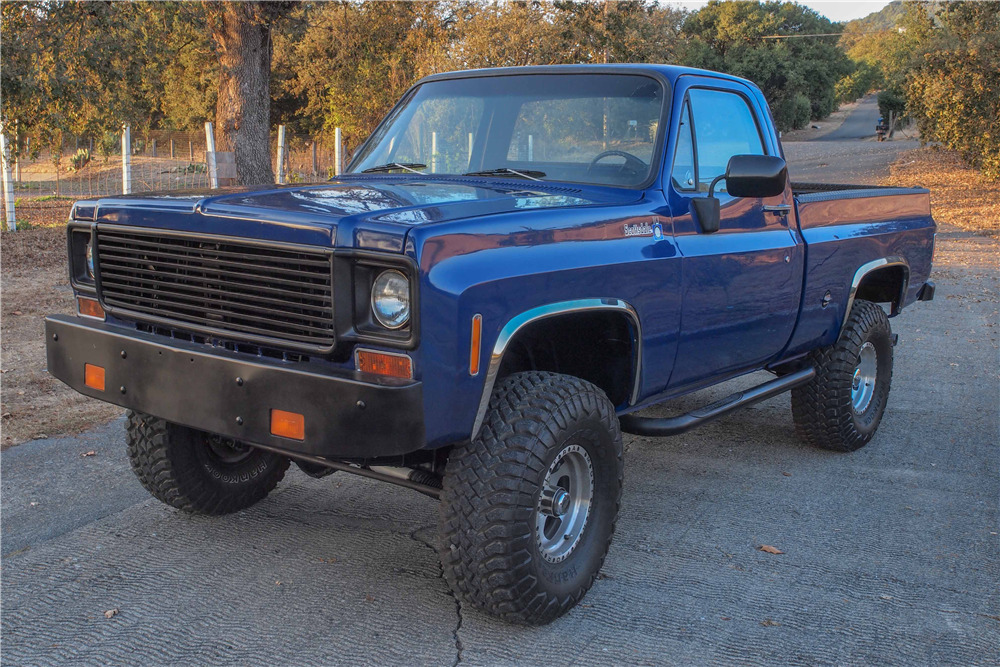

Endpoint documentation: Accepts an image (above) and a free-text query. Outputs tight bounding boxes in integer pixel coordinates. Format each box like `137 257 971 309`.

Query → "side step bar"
619 367 816 437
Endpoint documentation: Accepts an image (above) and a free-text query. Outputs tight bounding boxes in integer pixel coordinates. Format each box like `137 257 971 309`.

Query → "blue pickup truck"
46 64 935 624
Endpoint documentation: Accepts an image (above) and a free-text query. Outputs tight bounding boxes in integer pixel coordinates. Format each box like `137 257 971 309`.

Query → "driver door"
666 78 802 391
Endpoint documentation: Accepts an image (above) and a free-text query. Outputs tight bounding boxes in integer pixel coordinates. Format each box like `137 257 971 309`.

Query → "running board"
619 367 816 437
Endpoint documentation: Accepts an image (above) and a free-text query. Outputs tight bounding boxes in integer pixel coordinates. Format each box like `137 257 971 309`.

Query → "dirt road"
3 133 998 665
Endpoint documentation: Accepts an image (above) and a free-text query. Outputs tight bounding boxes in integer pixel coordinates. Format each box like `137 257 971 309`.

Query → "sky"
665 1 894 23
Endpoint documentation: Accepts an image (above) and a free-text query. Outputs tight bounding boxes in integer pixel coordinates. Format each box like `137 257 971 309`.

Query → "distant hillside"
847 0 907 30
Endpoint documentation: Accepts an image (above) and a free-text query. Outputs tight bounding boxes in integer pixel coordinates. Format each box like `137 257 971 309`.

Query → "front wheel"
438 372 623 625
791 300 894 451
126 411 289 515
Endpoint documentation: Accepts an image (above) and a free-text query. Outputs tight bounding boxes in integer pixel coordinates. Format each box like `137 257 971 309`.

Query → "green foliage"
680 1 853 131
877 89 906 120
905 2 1000 179
69 148 91 172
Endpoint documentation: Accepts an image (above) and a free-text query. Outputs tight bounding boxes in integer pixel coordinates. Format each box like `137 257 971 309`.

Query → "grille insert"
96 228 335 351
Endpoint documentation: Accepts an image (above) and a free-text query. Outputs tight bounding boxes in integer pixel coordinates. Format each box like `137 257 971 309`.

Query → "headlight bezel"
345 253 419 350
67 223 98 292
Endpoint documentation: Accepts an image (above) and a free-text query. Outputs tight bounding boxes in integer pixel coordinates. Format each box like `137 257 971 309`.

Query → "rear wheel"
126 411 289 515
438 371 623 625
791 300 894 451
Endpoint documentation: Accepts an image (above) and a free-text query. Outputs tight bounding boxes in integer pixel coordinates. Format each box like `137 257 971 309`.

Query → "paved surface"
4 138 999 665
814 94 883 142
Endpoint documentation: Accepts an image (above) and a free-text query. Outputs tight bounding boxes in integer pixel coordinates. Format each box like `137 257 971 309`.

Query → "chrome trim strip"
841 256 910 334
470 298 642 440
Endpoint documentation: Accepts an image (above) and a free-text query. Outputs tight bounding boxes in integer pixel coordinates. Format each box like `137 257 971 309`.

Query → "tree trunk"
211 3 279 186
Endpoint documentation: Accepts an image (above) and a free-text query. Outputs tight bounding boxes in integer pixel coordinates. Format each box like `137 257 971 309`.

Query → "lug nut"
236 416 244 426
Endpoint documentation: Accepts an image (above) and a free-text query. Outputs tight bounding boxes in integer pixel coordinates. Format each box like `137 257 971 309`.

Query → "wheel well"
855 265 908 314
496 311 636 407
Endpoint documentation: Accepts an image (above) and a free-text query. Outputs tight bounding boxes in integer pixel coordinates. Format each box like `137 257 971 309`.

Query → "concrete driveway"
3 137 998 666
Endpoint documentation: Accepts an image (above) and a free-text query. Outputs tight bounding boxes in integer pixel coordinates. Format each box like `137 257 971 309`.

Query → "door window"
683 88 765 194
670 100 696 191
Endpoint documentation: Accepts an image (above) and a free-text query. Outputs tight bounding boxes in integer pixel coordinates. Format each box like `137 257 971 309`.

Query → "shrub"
69 148 91 171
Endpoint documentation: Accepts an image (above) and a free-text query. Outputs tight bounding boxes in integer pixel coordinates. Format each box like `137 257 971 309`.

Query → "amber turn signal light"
469 314 482 376
84 363 105 392
355 349 413 379
78 296 105 320
270 409 305 441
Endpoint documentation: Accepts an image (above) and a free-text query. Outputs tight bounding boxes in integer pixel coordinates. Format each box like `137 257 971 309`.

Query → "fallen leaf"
761 619 780 627
781 471 792 477
104 609 118 619
275 581 282 586
29 502 39 507
32 434 48 440
720 616 731 621
880 595 893 600
12 311 22 316
759 545 784 555
81 450 97 457
365 594 374 602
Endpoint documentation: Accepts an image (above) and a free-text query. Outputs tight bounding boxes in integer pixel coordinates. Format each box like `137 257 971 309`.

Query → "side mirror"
691 154 788 233
725 154 788 198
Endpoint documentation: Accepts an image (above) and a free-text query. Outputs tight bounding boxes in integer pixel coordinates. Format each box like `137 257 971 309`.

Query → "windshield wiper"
362 162 427 174
462 167 546 181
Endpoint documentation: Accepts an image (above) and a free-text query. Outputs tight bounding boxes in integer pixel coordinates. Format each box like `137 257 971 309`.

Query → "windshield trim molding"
346 68 672 193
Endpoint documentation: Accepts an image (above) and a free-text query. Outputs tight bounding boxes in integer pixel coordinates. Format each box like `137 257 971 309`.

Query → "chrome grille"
95 227 334 351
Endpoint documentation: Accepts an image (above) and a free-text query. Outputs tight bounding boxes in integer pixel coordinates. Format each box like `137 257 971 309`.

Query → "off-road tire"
792 300 894 451
439 371 624 625
126 411 289 515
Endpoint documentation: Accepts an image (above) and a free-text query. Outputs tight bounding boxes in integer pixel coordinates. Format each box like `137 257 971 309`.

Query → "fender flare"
470 298 642 440
841 256 909 335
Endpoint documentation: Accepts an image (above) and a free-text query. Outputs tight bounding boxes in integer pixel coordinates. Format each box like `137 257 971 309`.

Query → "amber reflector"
356 349 413 379
270 409 305 441
78 296 105 320
469 314 483 376
84 363 105 391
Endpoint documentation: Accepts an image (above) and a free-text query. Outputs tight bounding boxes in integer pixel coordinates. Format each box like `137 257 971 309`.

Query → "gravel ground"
2 104 998 665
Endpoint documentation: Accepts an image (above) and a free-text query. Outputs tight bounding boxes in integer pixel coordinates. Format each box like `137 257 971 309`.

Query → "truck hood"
83 176 639 253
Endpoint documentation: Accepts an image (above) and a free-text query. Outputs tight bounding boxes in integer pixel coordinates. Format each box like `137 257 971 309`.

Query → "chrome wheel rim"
852 341 878 413
535 444 594 564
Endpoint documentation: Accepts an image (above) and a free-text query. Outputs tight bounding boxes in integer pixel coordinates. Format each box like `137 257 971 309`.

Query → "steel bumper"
45 315 424 459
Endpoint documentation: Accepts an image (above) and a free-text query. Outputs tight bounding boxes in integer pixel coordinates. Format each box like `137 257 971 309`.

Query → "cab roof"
418 63 756 90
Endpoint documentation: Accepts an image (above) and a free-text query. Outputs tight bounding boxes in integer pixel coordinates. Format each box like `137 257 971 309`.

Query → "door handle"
763 204 791 215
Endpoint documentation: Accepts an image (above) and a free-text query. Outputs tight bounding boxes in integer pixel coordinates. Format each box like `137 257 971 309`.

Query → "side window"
671 100 696 191
688 88 765 193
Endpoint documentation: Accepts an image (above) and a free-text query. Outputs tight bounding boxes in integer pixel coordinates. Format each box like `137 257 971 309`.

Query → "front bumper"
45 316 424 459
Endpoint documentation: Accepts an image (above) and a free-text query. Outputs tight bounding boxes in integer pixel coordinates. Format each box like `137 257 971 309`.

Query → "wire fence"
1 126 348 230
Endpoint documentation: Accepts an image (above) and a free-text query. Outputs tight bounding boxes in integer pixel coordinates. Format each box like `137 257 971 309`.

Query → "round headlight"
85 241 95 278
371 270 410 329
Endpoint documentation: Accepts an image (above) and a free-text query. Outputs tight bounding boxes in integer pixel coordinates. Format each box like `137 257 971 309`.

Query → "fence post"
121 124 132 195
276 124 287 185
334 127 343 176
205 121 218 188
0 132 16 231
151 138 157 158
189 141 194 162
170 139 175 159
311 141 318 178
431 131 437 173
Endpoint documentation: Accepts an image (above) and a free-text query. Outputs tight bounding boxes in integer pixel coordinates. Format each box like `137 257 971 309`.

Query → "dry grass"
881 146 1000 237
1 227 123 448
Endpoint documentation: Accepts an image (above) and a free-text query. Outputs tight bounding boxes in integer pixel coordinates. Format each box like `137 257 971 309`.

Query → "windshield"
349 74 665 188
